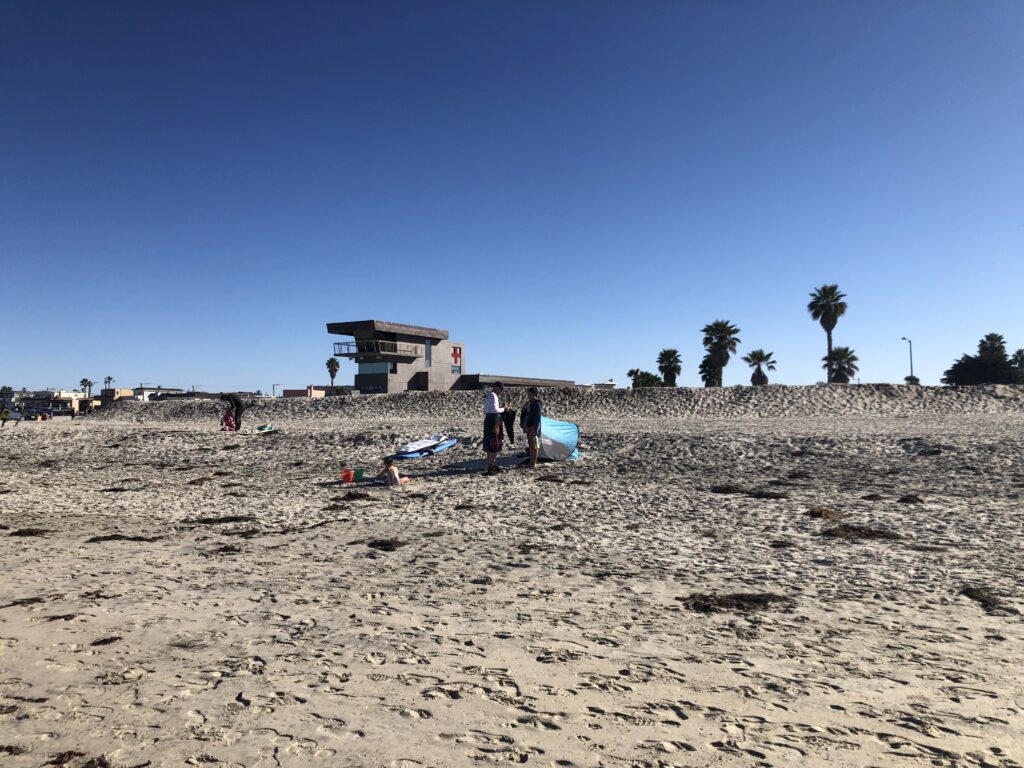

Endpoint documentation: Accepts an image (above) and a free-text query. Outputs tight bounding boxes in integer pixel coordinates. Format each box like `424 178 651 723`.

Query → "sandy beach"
1 385 1022 768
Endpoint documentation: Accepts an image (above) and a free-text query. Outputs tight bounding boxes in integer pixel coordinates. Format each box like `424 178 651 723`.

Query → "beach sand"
1 385 1022 767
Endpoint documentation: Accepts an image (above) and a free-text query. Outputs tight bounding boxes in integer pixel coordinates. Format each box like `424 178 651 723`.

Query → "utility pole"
272 384 280 397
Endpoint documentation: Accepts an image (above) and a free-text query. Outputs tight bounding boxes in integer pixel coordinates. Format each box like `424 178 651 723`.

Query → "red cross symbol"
451 347 462 364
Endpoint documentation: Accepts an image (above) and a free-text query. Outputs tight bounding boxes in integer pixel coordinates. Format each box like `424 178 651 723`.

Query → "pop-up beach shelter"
538 416 580 461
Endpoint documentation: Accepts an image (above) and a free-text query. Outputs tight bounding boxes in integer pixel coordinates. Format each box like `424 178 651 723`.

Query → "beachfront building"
327 320 466 394
99 388 136 408
282 386 331 398
18 389 90 416
132 386 186 402
1 389 28 409
326 319 573 393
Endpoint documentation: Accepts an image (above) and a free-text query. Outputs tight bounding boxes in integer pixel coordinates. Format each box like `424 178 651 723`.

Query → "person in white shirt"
483 381 510 475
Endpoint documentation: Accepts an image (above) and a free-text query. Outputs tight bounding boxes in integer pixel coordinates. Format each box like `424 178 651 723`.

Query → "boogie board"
394 436 458 459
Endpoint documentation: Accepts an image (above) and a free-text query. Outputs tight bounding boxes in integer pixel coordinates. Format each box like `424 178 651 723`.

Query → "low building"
1 390 29 409
19 390 90 416
326 319 573 394
132 386 186 402
282 385 334 398
99 388 136 408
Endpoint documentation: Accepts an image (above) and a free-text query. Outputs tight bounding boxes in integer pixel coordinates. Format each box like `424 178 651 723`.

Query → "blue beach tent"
538 416 580 461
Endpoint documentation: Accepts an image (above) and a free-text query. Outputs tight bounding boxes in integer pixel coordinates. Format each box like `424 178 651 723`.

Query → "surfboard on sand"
394 435 458 459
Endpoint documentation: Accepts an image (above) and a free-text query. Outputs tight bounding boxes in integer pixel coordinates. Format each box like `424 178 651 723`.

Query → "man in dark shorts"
220 392 244 432
523 387 542 469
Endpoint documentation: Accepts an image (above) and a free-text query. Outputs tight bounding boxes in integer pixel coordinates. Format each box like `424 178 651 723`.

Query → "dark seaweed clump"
679 592 795 613
960 585 1019 616
819 524 902 541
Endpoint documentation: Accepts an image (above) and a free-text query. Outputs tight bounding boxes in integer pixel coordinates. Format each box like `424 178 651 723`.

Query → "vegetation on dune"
942 333 1024 386
742 349 776 386
627 369 663 388
656 348 681 387
823 346 859 383
326 357 340 395
807 284 847 383
700 320 741 388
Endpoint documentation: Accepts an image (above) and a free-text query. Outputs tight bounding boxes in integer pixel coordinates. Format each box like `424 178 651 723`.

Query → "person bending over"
220 392 244 432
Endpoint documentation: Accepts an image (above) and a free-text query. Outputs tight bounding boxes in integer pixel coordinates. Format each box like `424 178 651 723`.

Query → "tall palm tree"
79 378 94 397
807 284 847 382
103 376 114 391
656 349 682 387
978 333 1008 360
823 347 858 384
325 357 340 395
742 349 776 386
700 320 741 387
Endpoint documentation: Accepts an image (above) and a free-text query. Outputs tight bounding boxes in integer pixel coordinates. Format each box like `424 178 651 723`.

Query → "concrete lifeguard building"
326 319 573 393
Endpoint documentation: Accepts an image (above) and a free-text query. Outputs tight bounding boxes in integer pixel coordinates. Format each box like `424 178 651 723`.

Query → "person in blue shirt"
523 387 543 469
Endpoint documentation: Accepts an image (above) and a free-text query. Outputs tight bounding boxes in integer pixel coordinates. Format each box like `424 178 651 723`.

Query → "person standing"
483 381 511 475
220 392 244 432
523 387 543 469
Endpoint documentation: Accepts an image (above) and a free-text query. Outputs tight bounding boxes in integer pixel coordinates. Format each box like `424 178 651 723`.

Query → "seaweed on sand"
188 515 256 525
710 484 745 494
819 524 902 541
806 507 840 519
960 585 1020 616
679 593 795 613
85 534 162 543
747 489 788 500
366 539 407 552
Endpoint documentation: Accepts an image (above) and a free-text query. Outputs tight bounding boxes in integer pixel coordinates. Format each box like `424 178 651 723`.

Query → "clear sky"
2 1 1022 392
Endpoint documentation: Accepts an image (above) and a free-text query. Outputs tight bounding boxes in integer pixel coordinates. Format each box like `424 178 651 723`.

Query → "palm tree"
627 369 662 388
79 378 94 397
742 349 776 386
978 333 1008 360
656 349 682 386
103 376 114 391
823 347 859 384
807 284 847 383
698 355 716 387
700 320 741 387
325 357 340 395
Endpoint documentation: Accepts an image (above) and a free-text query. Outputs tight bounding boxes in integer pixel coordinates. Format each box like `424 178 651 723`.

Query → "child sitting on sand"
376 457 411 488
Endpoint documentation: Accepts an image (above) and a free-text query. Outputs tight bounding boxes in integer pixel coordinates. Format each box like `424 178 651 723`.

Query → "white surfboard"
396 434 447 454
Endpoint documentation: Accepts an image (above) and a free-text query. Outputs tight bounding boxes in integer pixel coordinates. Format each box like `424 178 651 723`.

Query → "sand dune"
1 386 1022 767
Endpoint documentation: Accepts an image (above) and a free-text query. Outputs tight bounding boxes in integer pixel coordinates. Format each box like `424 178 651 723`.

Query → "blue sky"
2 1 1022 391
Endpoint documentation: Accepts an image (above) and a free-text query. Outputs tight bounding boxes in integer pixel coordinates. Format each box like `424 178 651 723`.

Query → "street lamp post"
901 337 914 381
272 384 280 398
